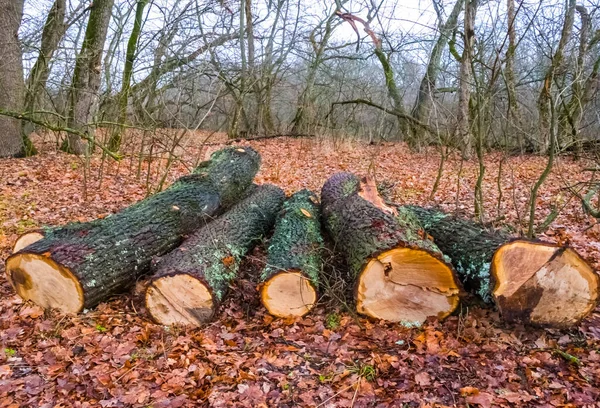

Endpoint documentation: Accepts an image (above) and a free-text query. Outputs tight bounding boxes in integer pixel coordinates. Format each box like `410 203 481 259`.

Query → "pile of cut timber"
5 154 598 328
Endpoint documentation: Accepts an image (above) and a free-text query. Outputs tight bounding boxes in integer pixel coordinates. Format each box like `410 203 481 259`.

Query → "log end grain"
145 274 215 326
6 252 84 313
260 270 317 318
492 240 599 326
356 247 460 325
12 231 45 253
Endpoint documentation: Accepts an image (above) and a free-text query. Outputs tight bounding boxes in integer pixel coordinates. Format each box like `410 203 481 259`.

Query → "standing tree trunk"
107 0 148 152
457 0 477 159
260 190 324 318
62 0 115 154
537 0 576 153
321 173 460 325
146 184 285 326
409 0 463 149
558 5 592 157
0 0 25 158
407 206 599 327
22 0 68 156
504 0 523 152
6 147 260 313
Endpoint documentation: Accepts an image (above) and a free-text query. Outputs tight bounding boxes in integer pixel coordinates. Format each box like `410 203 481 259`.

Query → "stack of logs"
6 147 599 328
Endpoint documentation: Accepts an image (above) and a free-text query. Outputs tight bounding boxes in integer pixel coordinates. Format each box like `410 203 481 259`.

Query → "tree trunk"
22 0 68 155
409 0 463 149
6 147 261 313
0 0 25 158
321 173 460 325
62 0 115 154
537 0 575 153
504 0 523 152
146 184 284 326
260 189 324 318
457 0 478 159
407 206 599 327
107 0 148 152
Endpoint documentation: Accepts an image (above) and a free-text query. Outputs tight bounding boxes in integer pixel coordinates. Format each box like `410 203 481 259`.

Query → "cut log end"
260 271 317 318
492 240 599 326
12 231 45 253
5 253 84 313
146 274 215 326
356 248 460 325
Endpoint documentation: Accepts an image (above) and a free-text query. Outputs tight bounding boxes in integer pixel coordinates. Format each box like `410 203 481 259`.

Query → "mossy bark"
321 173 448 280
8 146 260 310
150 184 285 307
406 206 509 303
63 0 115 154
261 189 324 287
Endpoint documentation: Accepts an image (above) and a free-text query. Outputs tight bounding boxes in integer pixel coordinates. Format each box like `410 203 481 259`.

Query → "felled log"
6 147 260 313
146 184 285 326
260 189 323 318
321 173 460 325
408 206 599 327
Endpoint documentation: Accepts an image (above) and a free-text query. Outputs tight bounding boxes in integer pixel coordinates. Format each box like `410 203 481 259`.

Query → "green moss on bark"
261 189 324 288
151 184 285 303
405 206 509 303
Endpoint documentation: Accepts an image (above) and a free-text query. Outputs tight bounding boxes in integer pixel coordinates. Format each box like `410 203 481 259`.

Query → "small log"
408 206 599 327
321 173 460 325
260 189 324 318
12 231 44 253
146 184 285 326
6 147 261 313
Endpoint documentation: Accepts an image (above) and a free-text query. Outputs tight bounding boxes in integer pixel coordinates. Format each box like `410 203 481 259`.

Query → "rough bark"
321 173 460 325
6 147 261 313
146 184 285 326
0 0 25 158
408 206 599 327
63 0 115 154
260 189 324 318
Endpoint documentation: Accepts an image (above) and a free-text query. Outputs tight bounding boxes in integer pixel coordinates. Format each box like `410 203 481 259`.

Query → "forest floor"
1 133 599 407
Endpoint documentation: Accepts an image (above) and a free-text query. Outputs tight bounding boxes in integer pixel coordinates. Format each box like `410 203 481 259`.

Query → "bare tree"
456 0 478 159
537 0 576 153
409 0 464 150
63 0 115 154
107 0 149 152
0 0 25 158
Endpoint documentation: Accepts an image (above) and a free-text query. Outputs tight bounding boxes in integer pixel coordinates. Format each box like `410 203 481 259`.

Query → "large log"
407 206 599 327
321 173 460 325
260 189 323 318
146 184 285 326
6 146 260 313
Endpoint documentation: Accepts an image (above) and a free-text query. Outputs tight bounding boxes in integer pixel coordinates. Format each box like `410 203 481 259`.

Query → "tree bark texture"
260 189 324 317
